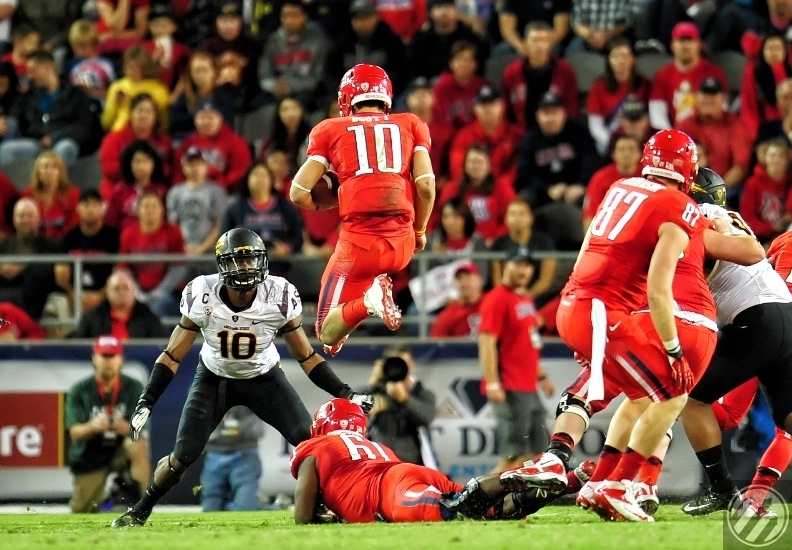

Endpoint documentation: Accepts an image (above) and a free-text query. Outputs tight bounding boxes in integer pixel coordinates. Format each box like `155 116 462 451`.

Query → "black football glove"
129 397 152 441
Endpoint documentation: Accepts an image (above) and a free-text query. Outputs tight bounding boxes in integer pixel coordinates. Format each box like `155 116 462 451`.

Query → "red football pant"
315 234 413 336
557 296 716 402
378 464 463 523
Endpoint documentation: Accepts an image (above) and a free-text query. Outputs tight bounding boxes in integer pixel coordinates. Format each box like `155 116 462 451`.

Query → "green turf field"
3 504 784 550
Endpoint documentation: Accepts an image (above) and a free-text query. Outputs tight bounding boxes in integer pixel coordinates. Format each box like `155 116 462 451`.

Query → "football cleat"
363 275 402 331
111 506 150 528
323 335 348 357
565 460 596 495
590 480 655 522
499 452 568 493
733 497 778 519
576 481 597 509
631 482 659 517
681 486 739 516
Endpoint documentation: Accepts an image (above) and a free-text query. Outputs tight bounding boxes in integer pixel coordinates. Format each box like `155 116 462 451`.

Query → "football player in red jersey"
290 64 436 356
500 130 712 522
292 398 560 524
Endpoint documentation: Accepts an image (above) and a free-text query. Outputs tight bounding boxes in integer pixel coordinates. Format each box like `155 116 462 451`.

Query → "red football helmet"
640 129 699 193
310 398 368 438
337 64 393 117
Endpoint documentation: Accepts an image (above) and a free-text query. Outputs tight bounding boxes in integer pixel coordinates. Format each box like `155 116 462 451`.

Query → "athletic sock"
341 298 370 326
695 445 735 494
136 483 168 514
546 432 575 470
589 445 622 483
608 447 647 483
636 455 663 486
746 467 781 502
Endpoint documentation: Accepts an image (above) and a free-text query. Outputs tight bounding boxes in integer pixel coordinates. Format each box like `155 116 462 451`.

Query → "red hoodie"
438 174 516 242
739 164 790 241
431 72 487 131
448 118 524 181
99 126 173 199
501 57 578 128
174 124 252 193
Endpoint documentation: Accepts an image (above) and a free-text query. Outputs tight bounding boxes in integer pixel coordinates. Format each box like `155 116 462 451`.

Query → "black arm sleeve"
307 361 351 398
141 363 175 404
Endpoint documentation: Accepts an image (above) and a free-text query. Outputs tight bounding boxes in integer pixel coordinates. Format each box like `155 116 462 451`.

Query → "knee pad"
556 392 591 431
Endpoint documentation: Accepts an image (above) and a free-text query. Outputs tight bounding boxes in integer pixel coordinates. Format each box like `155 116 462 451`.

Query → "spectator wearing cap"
606 95 657 154
20 150 80 240
64 334 150 513
95 0 150 56
648 21 728 129
448 84 524 182
431 40 487 131
402 76 455 181
739 33 792 142
102 45 170 133
0 301 46 340
430 261 484 338
98 93 173 201
586 37 650 156
173 97 252 193
676 76 752 195
104 139 168 231
0 50 100 166
515 90 599 210
257 0 329 110
496 0 571 57
567 0 631 55
66 19 117 105
501 20 578 130
582 134 641 231
166 147 228 272
478 246 554 472
71 268 165 339
142 3 191 92
56 189 121 314
325 0 408 97
377 0 427 44
198 1 261 112
407 0 488 81
489 197 557 305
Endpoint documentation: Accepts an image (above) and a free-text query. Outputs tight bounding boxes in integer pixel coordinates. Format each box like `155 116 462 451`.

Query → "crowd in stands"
0 0 791 341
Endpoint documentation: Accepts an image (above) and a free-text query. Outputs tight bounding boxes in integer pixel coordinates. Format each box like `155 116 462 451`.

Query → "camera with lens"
373 356 409 393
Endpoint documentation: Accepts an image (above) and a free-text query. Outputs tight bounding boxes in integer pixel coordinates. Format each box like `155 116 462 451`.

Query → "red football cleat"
590 480 655 522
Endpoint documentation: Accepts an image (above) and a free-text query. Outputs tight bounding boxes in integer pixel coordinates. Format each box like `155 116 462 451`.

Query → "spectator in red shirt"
1 25 39 92
676 77 752 196
95 0 150 56
430 40 486 132
739 139 792 244
173 97 252 193
648 22 728 129
142 3 190 92
0 168 17 236
0 301 46 340
586 37 650 156
21 151 80 240
740 34 792 142
119 191 186 317
448 85 524 182
402 76 454 182
99 93 173 199
478 248 555 471
438 144 516 245
582 134 641 230
501 20 578 130
105 140 168 231
430 261 483 338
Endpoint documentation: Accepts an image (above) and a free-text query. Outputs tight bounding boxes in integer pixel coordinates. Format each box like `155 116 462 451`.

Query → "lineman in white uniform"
113 228 373 527
680 170 792 515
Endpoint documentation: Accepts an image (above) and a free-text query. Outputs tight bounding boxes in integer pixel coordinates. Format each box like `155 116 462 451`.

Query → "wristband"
486 382 502 391
663 337 683 359
291 181 311 193
415 227 426 237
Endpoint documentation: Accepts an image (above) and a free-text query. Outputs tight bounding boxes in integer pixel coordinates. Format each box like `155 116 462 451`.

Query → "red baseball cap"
93 335 123 356
672 22 700 41
455 262 480 277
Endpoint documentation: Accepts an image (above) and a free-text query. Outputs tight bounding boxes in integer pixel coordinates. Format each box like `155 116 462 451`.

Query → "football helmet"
338 64 393 117
640 129 699 193
310 398 367 438
690 167 726 206
215 228 268 291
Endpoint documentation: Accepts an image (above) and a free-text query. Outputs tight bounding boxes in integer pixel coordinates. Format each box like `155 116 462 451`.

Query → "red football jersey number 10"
347 123 403 176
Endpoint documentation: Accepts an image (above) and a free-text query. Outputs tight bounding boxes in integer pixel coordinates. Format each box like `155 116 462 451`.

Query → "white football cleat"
363 275 402 330
632 482 660 516
590 480 654 522
499 452 568 493
576 481 598 510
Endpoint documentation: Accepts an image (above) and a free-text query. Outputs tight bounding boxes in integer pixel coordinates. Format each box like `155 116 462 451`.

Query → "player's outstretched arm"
294 456 320 524
281 317 374 411
703 222 765 266
129 316 201 440
290 158 326 211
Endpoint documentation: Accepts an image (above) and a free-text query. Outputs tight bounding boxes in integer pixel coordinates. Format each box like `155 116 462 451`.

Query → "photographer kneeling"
362 346 438 466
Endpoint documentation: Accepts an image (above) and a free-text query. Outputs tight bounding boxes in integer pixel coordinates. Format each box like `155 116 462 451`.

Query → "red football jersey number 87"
347 123 403 176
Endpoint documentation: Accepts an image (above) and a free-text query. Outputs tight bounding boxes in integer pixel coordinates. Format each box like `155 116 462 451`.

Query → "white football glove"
130 398 152 441
347 392 375 413
699 203 729 220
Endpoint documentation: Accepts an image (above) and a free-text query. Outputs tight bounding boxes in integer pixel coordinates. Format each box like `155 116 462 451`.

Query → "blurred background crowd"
0 0 790 342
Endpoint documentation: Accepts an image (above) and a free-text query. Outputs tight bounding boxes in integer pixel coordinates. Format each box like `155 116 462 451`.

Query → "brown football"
311 170 340 209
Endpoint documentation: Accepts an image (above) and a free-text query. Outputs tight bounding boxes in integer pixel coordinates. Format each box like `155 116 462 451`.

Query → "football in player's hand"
311 171 340 209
